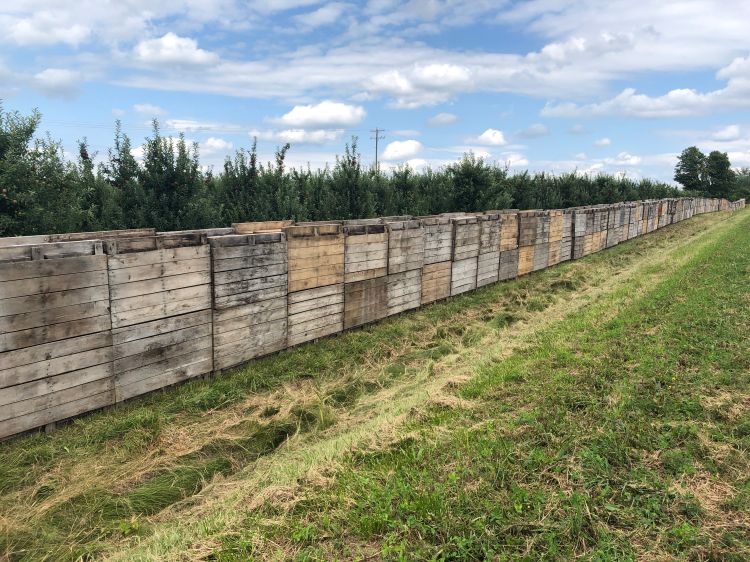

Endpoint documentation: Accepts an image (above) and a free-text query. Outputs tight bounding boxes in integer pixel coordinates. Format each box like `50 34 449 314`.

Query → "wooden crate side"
285 226 344 292
452 218 480 261
518 245 535 276
478 215 501 254
387 269 422 315
423 221 453 265
344 276 388 329
288 284 343 346
476 250 500 287
421 261 451 304
533 242 549 271
387 222 425 274
0 251 114 438
450 257 477 295
344 227 388 283
210 234 288 370
498 249 519 281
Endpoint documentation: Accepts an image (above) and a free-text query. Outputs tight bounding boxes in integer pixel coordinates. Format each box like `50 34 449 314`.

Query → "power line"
370 128 386 173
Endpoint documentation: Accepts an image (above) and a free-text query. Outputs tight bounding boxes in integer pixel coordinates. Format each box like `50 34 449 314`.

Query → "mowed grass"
0 210 747 561
211 210 750 561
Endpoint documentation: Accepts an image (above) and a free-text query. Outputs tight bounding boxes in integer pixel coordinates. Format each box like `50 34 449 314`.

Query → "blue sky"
2 0 750 183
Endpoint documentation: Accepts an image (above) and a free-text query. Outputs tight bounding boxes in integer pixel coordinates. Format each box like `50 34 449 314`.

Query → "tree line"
0 106 743 238
673 146 749 200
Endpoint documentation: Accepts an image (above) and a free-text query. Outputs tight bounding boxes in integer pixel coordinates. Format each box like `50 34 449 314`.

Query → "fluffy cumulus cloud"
517 123 549 138
134 103 166 116
134 33 219 67
473 129 507 146
32 68 82 97
427 112 458 126
712 124 741 142
250 128 344 144
275 101 366 128
201 137 233 155
382 139 422 161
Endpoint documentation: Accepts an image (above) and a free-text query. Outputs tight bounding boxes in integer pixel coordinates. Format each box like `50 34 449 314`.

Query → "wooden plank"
213 273 287 298
0 361 113 408
214 310 287 346
112 309 211 345
1 331 111 372
114 323 212 361
0 300 110 334
477 251 499 287
0 386 114 440
116 356 212 402
0 345 112 389
344 277 388 328
213 295 286 325
0 269 107 299
115 335 213 374
214 285 287 310
109 271 210 300
111 284 209 315
498 249 519 281
107 245 209 269
111 292 210 328
232 220 293 233
0 254 106 282
450 258 478 295
108 256 209 285
213 263 287 286
1 314 111 352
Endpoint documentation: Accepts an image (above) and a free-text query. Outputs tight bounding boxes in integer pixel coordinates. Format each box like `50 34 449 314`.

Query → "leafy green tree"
705 150 735 198
674 146 706 192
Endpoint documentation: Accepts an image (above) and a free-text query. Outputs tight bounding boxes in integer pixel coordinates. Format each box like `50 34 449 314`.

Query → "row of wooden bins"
0 198 735 438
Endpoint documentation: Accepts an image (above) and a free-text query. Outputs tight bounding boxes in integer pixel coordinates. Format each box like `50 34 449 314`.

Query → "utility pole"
370 128 385 173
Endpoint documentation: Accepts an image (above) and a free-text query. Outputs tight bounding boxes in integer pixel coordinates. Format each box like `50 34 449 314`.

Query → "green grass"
1 210 747 561
209 209 750 561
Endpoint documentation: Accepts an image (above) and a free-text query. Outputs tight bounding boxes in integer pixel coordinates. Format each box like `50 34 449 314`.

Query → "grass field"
1 209 748 561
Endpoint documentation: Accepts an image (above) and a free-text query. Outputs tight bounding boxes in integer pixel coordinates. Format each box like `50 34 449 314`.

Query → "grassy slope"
0 209 747 561
214 209 750 561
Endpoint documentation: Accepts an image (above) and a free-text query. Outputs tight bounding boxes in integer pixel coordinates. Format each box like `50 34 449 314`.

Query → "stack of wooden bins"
627 203 639 240
420 216 453 304
597 207 609 251
450 216 479 294
560 209 574 261
498 211 519 281
547 210 564 266
209 229 288 371
385 219 424 314
107 233 214 402
284 223 344 346
606 205 621 248
0 240 114 439
0 228 156 249
476 213 501 287
517 211 537 274
572 208 586 260
342 220 388 329
533 211 550 272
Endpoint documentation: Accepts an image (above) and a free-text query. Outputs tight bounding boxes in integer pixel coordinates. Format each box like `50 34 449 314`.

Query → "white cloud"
594 137 611 146
366 63 472 108
32 68 82 98
134 33 219 67
712 125 741 142
427 112 458 126
275 101 366 128
250 129 343 144
473 129 507 146
502 152 529 167
574 152 587 161
134 103 167 116
201 137 234 155
382 139 422 161
293 3 349 29
608 152 641 166
1 12 90 46
517 123 549 138
164 119 243 133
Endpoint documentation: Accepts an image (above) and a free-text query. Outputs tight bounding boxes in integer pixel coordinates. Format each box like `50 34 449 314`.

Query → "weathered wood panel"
499 211 519 251
387 269 422 315
109 236 213 401
518 211 538 247
451 217 480 261
210 233 288 370
421 216 453 265
288 283 344 346
232 221 293 234
0 248 114 439
344 276 387 328
533 242 549 271
499 249 519 281
421 261 451 304
344 223 388 283
477 251 500 287
285 224 344 293
386 219 424 274
450 257 477 295
518 245 535 276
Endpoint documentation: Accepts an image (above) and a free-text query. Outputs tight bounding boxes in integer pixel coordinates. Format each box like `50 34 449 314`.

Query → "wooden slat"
107 245 209 269
0 254 106 282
